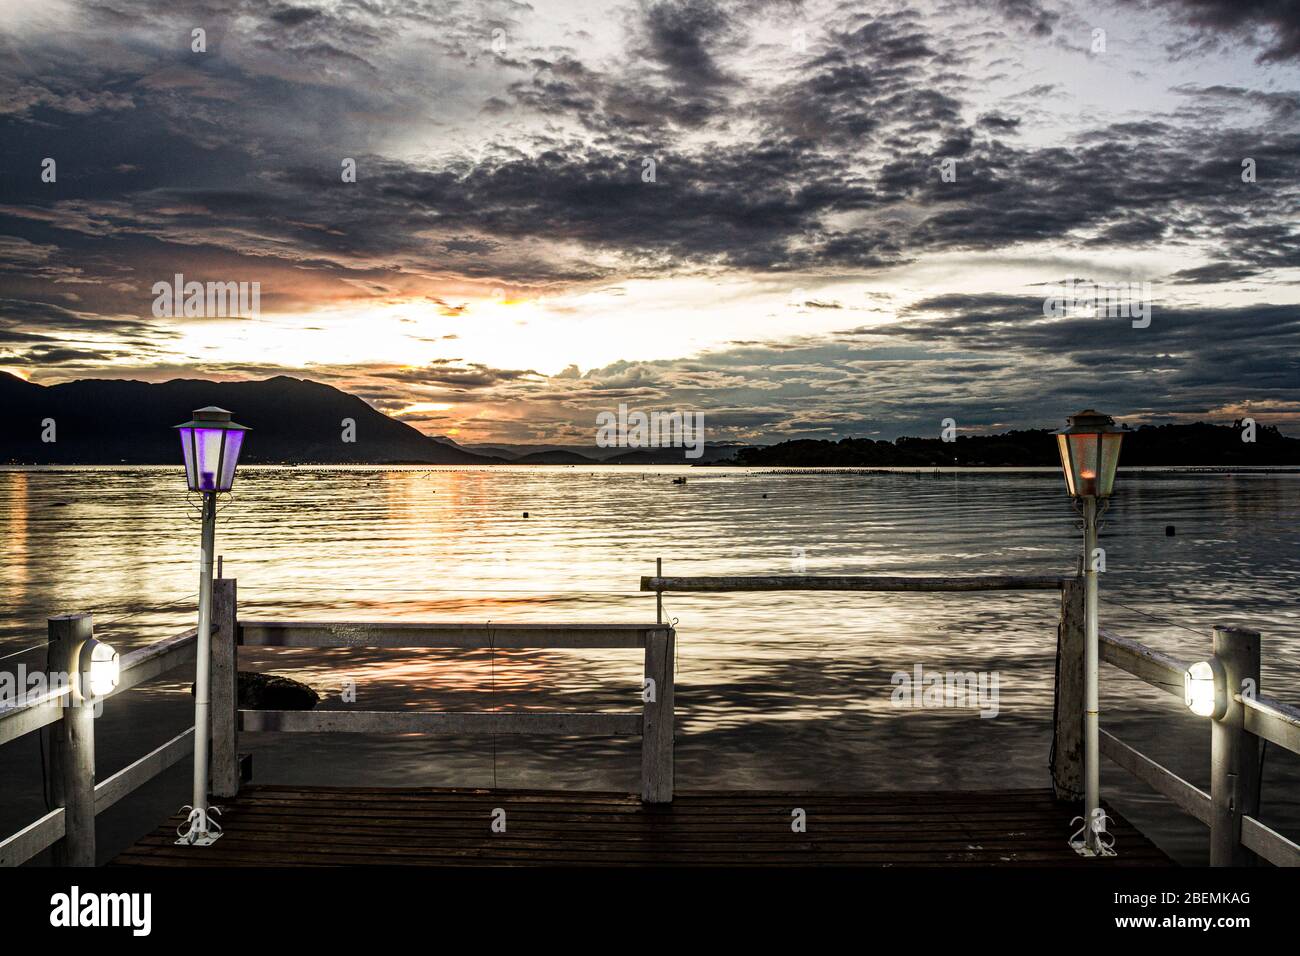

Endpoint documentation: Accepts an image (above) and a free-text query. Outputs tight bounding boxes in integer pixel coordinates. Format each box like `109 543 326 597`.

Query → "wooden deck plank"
113 786 1173 867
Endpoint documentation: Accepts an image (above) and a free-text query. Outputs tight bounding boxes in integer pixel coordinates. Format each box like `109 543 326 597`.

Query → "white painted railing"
0 619 198 866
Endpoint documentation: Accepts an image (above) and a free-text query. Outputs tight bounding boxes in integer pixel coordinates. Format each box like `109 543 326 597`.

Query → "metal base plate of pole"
1069 808 1117 857
175 806 223 846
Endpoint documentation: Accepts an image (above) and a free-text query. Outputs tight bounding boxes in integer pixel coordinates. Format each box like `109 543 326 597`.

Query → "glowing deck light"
75 638 119 699
1184 659 1226 719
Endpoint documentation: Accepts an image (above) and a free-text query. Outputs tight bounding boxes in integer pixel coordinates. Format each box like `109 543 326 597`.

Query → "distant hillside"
459 441 750 464
8 374 1291 468
0 373 501 465
732 422 1300 467
513 449 599 464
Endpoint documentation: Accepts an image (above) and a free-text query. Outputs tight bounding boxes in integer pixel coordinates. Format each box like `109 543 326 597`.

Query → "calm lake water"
2 465 1298 864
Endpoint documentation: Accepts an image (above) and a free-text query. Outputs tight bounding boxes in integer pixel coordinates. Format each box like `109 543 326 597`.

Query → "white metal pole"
185 491 219 843
1083 495 1101 853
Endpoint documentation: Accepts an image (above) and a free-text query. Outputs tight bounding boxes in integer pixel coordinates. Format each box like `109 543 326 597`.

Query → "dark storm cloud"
269 6 323 27
1148 0 1300 62
0 298 167 340
1174 84 1300 122
640 0 739 87
376 360 543 390
978 112 1022 131
866 294 1300 395
972 0 1060 38
3 0 1295 305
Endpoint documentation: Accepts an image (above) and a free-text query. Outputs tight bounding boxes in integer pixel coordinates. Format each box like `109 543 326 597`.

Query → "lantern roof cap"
174 406 251 430
1056 408 1120 435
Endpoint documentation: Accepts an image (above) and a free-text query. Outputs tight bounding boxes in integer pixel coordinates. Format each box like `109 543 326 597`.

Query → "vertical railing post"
210 576 240 799
1210 624 1261 866
1052 577 1085 801
47 614 96 866
641 626 675 803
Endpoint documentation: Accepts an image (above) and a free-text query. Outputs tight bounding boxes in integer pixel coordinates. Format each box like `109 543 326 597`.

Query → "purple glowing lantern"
175 407 250 493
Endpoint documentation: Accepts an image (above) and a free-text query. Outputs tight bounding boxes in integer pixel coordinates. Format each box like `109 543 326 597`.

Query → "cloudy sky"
1 0 1298 443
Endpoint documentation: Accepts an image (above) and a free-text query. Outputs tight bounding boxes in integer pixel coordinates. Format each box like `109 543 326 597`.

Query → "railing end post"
641 626 675 803
1051 578 1085 802
1209 624 1262 867
47 614 96 867
210 577 241 799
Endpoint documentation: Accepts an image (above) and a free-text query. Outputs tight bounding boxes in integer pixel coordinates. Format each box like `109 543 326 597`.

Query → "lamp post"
1055 409 1123 857
174 407 249 846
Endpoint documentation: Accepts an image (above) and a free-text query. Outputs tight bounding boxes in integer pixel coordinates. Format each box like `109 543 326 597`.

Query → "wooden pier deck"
112 785 1172 867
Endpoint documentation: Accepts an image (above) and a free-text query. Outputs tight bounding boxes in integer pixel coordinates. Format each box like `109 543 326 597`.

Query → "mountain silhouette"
0 373 500 465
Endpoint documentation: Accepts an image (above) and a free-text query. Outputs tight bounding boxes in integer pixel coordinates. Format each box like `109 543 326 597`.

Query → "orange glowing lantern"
1055 409 1124 498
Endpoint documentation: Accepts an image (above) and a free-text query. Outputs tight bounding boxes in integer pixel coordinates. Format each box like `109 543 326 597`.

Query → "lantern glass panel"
1096 432 1122 497
179 427 198 489
195 427 227 492
1055 434 1075 496
217 430 245 490
1059 433 1098 496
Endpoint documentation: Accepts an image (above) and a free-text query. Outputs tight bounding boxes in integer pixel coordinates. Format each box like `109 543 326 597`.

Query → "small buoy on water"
1165 525 1175 536
523 512 529 518
762 493 768 498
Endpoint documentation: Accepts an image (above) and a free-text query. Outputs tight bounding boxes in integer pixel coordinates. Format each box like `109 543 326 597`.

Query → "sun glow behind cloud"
161 228 1269 383
164 278 903 377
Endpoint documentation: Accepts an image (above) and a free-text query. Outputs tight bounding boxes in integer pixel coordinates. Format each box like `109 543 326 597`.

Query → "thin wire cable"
487 619 498 791
94 593 200 633
1098 596 1208 638
0 641 46 662
0 592 198 665
659 595 681 681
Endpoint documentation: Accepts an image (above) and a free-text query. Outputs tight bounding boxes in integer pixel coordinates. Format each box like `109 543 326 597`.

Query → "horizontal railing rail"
0 684 71 748
1098 629 1187 695
641 574 1068 592
1242 694 1300 754
240 711 644 736
239 621 664 649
